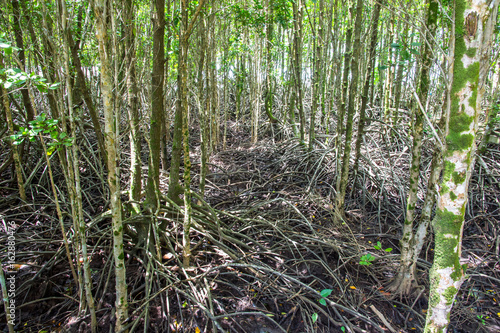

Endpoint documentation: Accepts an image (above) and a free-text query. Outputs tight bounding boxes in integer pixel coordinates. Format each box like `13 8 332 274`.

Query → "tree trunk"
265 0 278 125
309 0 324 150
123 0 141 215
389 0 438 296
335 1 353 188
424 1 498 331
58 0 97 329
1 54 26 201
292 0 305 142
353 0 382 176
145 0 165 216
93 1 129 330
335 0 363 221
11 0 34 125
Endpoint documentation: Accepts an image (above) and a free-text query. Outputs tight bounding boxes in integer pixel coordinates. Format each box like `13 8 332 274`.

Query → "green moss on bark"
443 161 456 180
443 286 458 305
452 171 466 184
432 209 463 269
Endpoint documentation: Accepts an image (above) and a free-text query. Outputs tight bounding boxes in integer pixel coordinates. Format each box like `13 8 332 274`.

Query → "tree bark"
292 0 305 142
1 54 26 201
389 0 438 296
353 0 382 176
335 0 363 221
424 1 499 331
145 0 165 215
11 0 34 125
123 0 141 215
93 1 129 330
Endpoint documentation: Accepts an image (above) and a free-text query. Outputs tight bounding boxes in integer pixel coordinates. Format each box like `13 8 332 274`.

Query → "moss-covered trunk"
424 1 498 331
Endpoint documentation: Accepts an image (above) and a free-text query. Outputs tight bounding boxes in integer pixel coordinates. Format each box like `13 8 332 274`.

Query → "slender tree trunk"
1 55 26 201
265 0 278 125
93 1 129 330
161 0 173 170
58 0 97 329
11 0 34 125
383 13 394 123
335 1 353 185
145 0 165 216
424 1 498 331
335 0 363 221
389 0 438 295
198 17 208 197
29 0 61 120
292 0 305 142
288 34 298 136
208 8 219 152
393 21 409 130
123 0 141 215
176 0 205 266
309 0 324 150
353 0 382 176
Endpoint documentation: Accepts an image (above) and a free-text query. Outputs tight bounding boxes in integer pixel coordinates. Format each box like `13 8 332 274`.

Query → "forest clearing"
1 0 500 332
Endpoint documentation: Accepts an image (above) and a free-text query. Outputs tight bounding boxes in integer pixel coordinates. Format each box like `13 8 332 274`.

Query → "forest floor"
1 120 500 333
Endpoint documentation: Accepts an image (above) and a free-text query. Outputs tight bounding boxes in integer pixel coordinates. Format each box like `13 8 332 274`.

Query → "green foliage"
273 0 292 28
374 241 393 252
0 33 60 92
390 41 420 65
359 242 392 265
231 1 266 29
359 253 375 265
311 288 333 323
11 113 73 155
0 33 20 55
318 288 332 305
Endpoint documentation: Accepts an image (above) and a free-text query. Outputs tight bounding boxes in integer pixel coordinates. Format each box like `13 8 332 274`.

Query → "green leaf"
319 298 326 306
390 43 400 49
48 82 61 90
341 327 346 332
320 289 333 298
409 48 419 56
46 119 58 126
385 248 393 252
312 313 318 323
47 146 56 156
411 42 422 47
400 50 411 61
